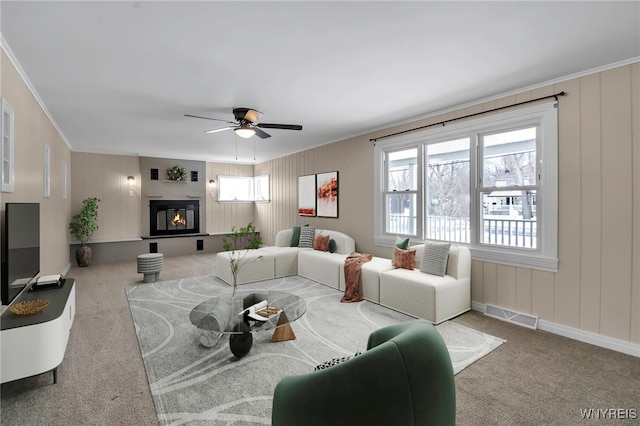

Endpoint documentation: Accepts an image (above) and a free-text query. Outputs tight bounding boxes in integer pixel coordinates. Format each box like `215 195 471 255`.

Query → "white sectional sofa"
215 227 470 324
379 244 471 324
215 227 354 286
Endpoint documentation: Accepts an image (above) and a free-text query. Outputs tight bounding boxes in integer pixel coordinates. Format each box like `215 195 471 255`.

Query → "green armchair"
271 319 455 426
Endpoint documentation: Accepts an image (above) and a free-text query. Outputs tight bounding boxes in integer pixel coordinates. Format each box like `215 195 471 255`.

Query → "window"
426 138 470 243
375 102 558 271
1 98 15 193
218 174 270 203
479 127 537 248
384 148 419 236
254 175 270 202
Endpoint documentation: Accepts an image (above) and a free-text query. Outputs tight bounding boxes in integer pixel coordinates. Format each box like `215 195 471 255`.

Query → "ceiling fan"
185 107 303 139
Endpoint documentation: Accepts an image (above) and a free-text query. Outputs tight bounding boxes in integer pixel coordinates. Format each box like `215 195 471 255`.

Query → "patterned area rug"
126 275 504 425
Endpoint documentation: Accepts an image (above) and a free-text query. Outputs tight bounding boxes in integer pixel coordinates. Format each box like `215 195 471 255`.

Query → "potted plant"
223 222 262 296
69 197 100 267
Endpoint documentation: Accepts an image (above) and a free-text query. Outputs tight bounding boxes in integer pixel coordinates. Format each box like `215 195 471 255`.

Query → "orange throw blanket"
341 252 372 303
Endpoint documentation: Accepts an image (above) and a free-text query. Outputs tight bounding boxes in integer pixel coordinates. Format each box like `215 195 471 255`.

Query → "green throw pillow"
328 238 337 253
290 226 302 247
395 235 410 250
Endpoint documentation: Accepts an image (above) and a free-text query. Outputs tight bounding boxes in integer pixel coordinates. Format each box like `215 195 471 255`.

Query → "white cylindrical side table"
137 253 164 283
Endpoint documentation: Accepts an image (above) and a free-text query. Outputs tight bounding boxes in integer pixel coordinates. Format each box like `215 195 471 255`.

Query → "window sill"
375 236 558 272
470 246 558 272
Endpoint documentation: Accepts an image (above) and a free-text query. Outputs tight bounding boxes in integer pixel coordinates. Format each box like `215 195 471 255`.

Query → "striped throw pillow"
298 226 316 248
420 242 451 276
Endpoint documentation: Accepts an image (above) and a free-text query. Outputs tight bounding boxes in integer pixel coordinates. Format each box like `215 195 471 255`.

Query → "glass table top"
189 289 307 335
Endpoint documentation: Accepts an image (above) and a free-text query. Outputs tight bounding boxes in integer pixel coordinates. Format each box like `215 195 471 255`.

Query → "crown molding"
0 34 72 150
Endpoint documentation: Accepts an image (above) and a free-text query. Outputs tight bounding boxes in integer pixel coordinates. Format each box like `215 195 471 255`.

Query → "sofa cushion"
298 226 316 248
290 226 302 247
314 234 330 251
393 247 416 270
420 242 451 277
328 238 337 253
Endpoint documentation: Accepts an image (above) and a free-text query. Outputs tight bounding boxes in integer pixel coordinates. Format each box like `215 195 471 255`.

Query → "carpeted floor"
126 275 503 425
1 253 638 425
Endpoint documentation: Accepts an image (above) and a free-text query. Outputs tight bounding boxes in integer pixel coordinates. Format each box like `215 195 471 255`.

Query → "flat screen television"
1 203 40 305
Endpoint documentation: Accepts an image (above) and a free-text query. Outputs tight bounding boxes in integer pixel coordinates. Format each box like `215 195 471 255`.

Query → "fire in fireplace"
149 200 200 236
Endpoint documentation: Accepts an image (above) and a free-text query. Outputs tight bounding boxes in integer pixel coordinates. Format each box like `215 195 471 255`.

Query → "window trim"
1 98 15 193
217 174 270 203
374 102 558 272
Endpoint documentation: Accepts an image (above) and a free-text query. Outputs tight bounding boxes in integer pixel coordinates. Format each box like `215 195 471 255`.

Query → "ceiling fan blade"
204 127 232 134
253 127 271 139
185 114 236 125
256 123 303 131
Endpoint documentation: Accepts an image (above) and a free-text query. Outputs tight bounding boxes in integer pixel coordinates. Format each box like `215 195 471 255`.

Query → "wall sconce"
209 179 215 186
127 176 135 185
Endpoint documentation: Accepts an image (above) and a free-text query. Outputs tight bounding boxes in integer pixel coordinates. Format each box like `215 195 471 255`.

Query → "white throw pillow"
420 242 451 277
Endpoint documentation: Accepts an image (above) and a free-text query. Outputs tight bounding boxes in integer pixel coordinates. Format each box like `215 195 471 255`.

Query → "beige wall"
71 152 141 242
69 155 255 238
206 162 255 233
255 63 639 346
0 50 72 276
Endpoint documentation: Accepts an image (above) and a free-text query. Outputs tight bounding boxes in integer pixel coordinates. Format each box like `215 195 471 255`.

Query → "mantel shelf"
162 180 188 184
145 194 164 198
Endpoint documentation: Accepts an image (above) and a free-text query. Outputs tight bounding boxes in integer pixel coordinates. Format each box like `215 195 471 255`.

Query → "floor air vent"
484 304 538 330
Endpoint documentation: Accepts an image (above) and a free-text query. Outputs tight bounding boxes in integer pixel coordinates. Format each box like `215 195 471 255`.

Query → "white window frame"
218 174 270 203
383 147 422 238
1 98 15 193
374 102 558 272
254 174 270 203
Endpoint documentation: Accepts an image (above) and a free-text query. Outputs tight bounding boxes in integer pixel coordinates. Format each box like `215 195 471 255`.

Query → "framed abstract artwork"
316 171 338 218
298 174 316 216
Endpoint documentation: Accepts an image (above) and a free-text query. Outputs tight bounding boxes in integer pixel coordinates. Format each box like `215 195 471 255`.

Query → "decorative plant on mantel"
167 165 188 182
223 222 263 296
69 197 100 267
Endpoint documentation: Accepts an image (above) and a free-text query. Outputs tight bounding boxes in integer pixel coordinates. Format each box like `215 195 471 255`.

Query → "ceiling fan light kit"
234 124 256 139
185 107 302 140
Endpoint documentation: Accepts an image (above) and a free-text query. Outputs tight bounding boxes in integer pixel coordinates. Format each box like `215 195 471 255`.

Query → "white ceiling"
1 1 639 164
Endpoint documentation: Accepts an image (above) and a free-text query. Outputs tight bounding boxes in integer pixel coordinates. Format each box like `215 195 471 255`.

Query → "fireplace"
149 200 200 236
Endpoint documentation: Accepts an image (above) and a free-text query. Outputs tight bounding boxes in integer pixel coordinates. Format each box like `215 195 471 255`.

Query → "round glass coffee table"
189 289 307 358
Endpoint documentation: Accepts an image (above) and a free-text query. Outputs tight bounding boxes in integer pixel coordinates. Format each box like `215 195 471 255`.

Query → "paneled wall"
71 152 141 241
255 63 639 345
206 162 255 233
0 50 71 277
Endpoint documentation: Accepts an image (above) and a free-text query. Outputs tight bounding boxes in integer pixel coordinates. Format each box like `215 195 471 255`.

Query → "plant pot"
76 245 92 267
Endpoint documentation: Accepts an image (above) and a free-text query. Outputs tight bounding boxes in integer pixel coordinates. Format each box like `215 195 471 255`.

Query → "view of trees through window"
386 148 417 235
385 127 538 248
426 138 470 242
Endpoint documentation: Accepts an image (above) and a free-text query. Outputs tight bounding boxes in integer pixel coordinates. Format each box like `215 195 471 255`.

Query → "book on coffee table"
239 300 282 321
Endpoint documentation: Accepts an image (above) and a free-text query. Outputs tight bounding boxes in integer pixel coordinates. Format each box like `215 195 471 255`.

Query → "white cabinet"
1 279 75 384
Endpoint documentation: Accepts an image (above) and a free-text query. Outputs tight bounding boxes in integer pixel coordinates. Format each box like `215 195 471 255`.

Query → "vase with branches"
223 222 262 296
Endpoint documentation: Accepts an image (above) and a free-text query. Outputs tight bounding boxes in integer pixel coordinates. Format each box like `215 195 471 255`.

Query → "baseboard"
471 302 640 357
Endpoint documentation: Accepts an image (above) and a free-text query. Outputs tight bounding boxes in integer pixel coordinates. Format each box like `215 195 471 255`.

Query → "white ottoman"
137 253 164 283
260 246 307 278
216 250 275 285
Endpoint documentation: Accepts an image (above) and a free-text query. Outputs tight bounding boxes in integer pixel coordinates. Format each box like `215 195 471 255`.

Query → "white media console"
1 279 75 384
